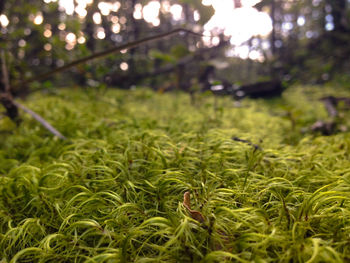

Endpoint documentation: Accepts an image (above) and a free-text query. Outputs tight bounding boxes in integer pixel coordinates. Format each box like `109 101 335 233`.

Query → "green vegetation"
1 86 350 262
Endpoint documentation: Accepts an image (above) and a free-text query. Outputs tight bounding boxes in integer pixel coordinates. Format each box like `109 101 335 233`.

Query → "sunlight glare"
202 31 211 46
75 1 86 8
0 14 9 27
51 0 272 60
233 45 249 59
44 43 52 51
194 10 200 22
93 12 102 24
206 6 271 46
77 32 86 44
297 16 305 26
75 5 87 18
98 2 111 16
44 29 52 37
249 50 260 60
134 4 143 20
58 23 66 30
120 62 129 71
111 23 121 33
77 36 86 44
34 13 44 25
59 0 74 15
170 4 182 21
65 43 74 50
202 0 211 6
143 1 160 24
111 2 121 12
242 0 261 7
75 0 86 5
97 27 105 39
66 32 76 44
161 1 171 12
212 36 220 45
203 0 272 46
152 18 160 27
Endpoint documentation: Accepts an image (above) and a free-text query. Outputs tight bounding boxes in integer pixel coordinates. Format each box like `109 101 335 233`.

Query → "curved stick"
16 28 206 87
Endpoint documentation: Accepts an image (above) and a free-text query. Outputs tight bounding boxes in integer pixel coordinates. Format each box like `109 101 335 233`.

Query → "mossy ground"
1 86 350 262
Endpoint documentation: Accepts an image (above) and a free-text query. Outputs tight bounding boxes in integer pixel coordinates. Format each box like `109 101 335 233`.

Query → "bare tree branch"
1 50 66 139
14 28 207 89
13 101 67 140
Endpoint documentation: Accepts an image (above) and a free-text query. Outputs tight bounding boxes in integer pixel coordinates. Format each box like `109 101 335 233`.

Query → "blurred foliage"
0 0 218 93
254 0 350 83
1 0 350 94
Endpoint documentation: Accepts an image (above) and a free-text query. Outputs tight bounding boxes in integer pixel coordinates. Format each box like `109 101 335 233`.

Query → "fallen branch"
1 50 67 140
309 96 350 135
13 101 67 140
310 120 336 135
320 96 350 117
233 80 283 99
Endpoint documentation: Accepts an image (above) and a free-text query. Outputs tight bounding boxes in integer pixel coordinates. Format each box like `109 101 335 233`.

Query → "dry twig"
1 50 66 140
13 101 67 140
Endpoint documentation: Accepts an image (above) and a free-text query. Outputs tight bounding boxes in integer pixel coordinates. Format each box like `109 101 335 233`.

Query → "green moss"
1 86 350 262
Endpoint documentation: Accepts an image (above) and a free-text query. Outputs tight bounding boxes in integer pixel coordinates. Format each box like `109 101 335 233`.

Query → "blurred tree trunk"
85 2 98 52
320 0 327 33
0 1 7 90
326 0 348 33
281 2 300 73
42 3 60 70
183 3 192 45
152 0 166 87
127 0 139 77
270 0 276 56
0 1 4 13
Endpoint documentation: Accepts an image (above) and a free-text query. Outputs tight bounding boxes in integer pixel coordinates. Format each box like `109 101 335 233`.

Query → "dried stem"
183 191 205 223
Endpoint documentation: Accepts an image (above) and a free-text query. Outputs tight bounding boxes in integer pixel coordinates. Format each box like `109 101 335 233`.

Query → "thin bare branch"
16 28 207 88
13 101 67 140
1 50 10 93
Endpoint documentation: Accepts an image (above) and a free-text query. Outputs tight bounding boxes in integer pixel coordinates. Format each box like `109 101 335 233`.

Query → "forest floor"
1 86 350 262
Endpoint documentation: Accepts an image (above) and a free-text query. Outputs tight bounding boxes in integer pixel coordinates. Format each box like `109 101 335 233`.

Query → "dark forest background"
1 0 350 97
